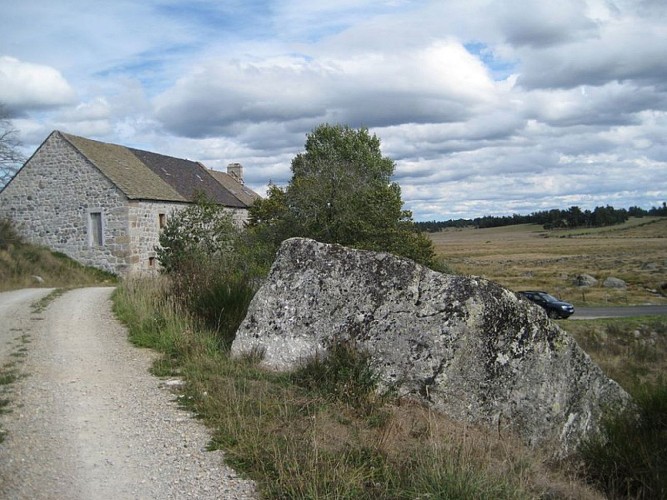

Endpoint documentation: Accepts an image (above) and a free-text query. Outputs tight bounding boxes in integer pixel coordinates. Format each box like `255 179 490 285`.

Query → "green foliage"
155 196 265 345
579 380 667 499
249 124 437 267
156 195 239 275
417 203 661 232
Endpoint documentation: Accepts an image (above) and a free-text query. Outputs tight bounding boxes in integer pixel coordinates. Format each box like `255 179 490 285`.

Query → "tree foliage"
0 105 25 189
416 203 667 232
156 195 239 275
249 124 437 267
155 196 258 343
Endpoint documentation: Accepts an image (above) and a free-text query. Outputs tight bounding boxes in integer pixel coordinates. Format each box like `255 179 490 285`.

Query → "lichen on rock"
232 237 631 456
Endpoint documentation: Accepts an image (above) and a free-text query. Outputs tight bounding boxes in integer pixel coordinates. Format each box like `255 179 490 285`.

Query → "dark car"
517 291 575 319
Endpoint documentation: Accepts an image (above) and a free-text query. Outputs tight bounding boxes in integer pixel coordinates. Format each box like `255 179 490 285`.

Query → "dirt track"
0 287 255 499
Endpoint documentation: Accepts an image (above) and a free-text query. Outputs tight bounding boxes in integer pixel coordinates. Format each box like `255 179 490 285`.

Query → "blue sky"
1 0 666 220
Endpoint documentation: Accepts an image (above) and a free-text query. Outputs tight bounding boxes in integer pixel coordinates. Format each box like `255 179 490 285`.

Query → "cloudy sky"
2 0 666 221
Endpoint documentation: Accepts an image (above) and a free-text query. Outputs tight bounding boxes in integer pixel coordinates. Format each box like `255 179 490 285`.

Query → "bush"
579 380 667 499
156 196 270 345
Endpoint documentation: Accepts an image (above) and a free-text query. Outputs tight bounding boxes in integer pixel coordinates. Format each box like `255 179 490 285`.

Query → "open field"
430 217 667 307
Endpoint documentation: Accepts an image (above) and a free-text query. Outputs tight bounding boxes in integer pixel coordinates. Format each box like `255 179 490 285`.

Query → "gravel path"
0 287 257 499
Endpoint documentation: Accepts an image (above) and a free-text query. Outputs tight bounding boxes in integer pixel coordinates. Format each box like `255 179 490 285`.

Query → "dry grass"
564 316 667 389
114 277 604 499
109 218 667 498
0 245 117 291
429 217 667 306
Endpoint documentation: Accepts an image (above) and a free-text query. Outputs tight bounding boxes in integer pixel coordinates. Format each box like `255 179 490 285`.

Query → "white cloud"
2 0 666 220
0 57 76 112
154 39 500 138
59 98 111 122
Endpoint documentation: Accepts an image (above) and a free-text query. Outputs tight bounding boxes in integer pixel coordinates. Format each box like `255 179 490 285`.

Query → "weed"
0 397 11 417
150 357 180 377
290 340 380 408
565 317 667 388
0 371 18 386
0 219 22 249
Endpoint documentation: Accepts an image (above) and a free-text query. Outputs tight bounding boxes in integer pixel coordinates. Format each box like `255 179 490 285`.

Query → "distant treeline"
416 203 667 232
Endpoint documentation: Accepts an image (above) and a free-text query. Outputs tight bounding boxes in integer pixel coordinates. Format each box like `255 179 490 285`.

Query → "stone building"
0 131 261 276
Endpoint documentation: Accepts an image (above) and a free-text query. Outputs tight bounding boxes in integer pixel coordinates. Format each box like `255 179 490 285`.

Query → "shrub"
155 196 270 344
579 380 667 499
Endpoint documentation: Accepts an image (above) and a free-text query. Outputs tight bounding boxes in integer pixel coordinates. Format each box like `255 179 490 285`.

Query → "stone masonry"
128 200 187 272
0 133 132 274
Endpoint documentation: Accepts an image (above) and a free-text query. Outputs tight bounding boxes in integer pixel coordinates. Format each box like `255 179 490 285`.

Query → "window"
148 256 156 267
89 211 103 246
159 213 166 229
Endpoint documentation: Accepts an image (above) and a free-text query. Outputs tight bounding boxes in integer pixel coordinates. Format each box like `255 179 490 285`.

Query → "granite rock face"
232 238 630 455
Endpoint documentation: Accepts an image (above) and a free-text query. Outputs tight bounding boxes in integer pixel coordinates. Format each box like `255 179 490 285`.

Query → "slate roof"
129 148 244 207
208 169 261 206
59 131 250 207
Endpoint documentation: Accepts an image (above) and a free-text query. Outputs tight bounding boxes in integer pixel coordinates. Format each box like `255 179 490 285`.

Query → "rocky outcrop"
232 238 630 455
604 277 627 289
574 274 597 287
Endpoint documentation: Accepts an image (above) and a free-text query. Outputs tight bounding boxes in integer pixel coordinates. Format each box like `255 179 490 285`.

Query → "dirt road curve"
0 287 256 500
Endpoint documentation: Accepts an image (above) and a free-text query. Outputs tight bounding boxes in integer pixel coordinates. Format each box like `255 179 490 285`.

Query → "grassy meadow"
429 217 667 307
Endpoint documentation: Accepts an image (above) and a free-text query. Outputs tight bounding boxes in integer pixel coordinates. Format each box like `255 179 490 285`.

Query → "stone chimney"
227 163 244 184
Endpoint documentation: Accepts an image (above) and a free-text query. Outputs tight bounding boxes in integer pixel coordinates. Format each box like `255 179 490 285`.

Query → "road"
572 304 667 319
0 287 255 500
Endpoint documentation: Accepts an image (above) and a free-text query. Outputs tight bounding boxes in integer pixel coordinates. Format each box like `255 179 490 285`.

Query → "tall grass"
113 277 600 499
565 318 667 498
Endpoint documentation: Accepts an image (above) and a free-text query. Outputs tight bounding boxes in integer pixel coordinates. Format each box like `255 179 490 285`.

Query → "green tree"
249 124 437 267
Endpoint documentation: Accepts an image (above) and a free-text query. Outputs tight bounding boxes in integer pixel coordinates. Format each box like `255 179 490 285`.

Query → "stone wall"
127 200 186 274
0 132 131 275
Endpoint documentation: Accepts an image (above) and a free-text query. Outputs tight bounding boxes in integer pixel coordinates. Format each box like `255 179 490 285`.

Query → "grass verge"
113 277 602 499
